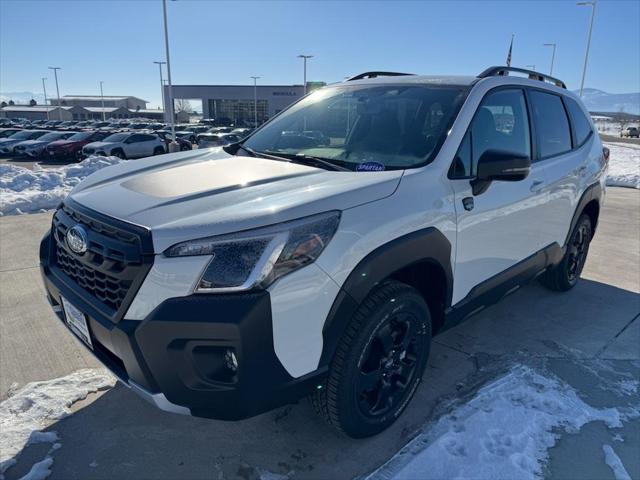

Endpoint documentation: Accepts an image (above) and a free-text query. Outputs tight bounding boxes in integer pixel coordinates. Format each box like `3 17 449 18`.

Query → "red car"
46 130 110 160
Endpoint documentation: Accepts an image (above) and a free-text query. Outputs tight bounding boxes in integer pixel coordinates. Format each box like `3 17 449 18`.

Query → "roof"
84 107 126 113
1 105 65 112
59 95 148 102
131 109 165 114
341 75 477 87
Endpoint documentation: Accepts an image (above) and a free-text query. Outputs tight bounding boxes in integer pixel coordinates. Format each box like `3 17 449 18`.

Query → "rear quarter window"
529 90 572 159
564 97 593 147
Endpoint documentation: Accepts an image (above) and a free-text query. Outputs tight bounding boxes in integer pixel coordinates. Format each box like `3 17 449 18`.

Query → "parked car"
39 66 607 438
13 131 78 158
620 126 639 138
42 120 64 129
197 133 242 148
231 128 253 138
155 131 192 151
0 128 22 138
57 121 80 131
206 126 233 134
82 131 165 159
0 129 48 154
46 130 110 160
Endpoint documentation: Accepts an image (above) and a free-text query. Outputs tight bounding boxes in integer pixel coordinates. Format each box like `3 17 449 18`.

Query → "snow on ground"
0 156 121 216
367 365 638 480
0 369 114 478
604 142 640 189
602 444 632 480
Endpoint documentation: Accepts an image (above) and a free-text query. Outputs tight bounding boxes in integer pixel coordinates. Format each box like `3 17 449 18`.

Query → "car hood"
69 148 403 252
48 139 81 148
0 138 25 146
84 141 116 150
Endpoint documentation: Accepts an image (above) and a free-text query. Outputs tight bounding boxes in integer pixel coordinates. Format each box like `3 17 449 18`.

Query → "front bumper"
39 231 325 420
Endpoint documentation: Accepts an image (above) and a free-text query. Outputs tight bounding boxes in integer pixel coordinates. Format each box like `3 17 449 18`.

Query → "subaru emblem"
66 225 88 255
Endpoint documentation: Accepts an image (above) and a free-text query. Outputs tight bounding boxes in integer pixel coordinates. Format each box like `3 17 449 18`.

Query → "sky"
1 0 639 109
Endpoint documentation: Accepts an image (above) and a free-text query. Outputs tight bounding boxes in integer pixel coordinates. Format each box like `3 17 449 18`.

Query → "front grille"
51 202 153 320
55 244 129 311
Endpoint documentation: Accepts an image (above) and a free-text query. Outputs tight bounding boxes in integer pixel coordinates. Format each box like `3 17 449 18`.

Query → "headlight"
164 211 341 292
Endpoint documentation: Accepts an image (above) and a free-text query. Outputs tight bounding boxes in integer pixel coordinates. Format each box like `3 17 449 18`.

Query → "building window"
208 99 268 125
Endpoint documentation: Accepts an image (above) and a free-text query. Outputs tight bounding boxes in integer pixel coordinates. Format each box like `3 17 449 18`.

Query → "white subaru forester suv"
40 67 608 438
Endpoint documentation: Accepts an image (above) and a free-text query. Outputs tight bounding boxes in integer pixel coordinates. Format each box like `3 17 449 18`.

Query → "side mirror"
471 149 531 195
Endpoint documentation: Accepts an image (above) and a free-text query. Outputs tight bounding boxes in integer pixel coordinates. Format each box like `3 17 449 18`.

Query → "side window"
450 89 530 178
529 90 572 158
565 97 593 147
471 89 530 173
141 134 155 142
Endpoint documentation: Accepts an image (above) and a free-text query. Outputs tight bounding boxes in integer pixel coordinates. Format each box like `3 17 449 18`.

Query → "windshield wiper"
263 151 351 172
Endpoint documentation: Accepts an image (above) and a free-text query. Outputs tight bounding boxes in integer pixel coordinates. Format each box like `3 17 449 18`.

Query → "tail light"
602 146 610 165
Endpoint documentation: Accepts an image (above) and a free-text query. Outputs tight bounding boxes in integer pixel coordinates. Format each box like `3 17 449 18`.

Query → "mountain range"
570 88 640 115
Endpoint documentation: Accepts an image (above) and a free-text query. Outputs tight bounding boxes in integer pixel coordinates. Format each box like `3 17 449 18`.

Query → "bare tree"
174 99 193 114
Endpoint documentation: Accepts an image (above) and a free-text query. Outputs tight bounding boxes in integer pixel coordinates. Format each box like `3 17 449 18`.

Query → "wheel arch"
567 182 602 245
319 227 453 367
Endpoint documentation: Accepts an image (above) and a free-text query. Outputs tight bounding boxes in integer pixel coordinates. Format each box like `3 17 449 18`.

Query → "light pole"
577 1 597 97
543 43 556 75
41 77 49 120
297 54 313 95
161 0 177 151
48 67 62 120
250 76 260 127
153 61 166 117
99 81 105 121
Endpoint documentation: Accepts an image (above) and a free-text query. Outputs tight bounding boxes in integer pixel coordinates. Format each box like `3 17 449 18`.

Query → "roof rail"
345 71 415 82
477 66 567 89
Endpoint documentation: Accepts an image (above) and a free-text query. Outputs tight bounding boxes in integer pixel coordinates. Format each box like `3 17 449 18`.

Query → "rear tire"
539 214 592 292
312 280 431 438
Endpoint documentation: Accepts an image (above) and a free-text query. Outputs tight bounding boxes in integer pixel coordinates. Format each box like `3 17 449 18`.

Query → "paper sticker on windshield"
356 161 385 172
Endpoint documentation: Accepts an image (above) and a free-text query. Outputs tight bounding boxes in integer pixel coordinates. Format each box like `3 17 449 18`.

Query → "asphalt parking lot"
1 187 638 480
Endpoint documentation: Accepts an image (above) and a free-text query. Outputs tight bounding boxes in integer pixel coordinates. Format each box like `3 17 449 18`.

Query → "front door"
449 88 548 305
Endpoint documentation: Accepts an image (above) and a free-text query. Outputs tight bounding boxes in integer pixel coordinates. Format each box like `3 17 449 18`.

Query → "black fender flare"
319 227 453 366
564 181 602 247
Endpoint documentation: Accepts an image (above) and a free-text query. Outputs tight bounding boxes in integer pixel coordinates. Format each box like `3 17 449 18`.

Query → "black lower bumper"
40 231 326 420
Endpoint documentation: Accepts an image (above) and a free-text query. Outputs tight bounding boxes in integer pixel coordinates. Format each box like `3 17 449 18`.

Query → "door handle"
530 179 545 192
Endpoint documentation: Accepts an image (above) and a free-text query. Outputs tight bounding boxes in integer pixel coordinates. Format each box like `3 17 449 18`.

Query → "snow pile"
0 369 115 476
605 142 640 189
0 156 122 216
367 365 634 480
602 444 632 480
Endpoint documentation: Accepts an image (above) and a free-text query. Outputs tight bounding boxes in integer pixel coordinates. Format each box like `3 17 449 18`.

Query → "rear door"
449 88 547 305
528 91 594 248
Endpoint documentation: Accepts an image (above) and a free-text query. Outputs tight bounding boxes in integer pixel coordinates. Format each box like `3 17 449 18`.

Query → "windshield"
9 131 36 140
39 132 67 141
103 133 128 142
243 84 467 171
67 131 92 141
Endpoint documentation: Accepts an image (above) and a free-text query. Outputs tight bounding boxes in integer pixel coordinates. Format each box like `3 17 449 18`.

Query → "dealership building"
165 83 325 124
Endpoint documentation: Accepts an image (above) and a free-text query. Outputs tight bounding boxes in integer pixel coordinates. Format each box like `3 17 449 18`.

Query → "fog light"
224 349 238 373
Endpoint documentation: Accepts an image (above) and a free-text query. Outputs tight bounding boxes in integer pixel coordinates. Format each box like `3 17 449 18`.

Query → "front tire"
540 214 592 291
153 146 165 155
111 149 126 159
312 280 431 438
